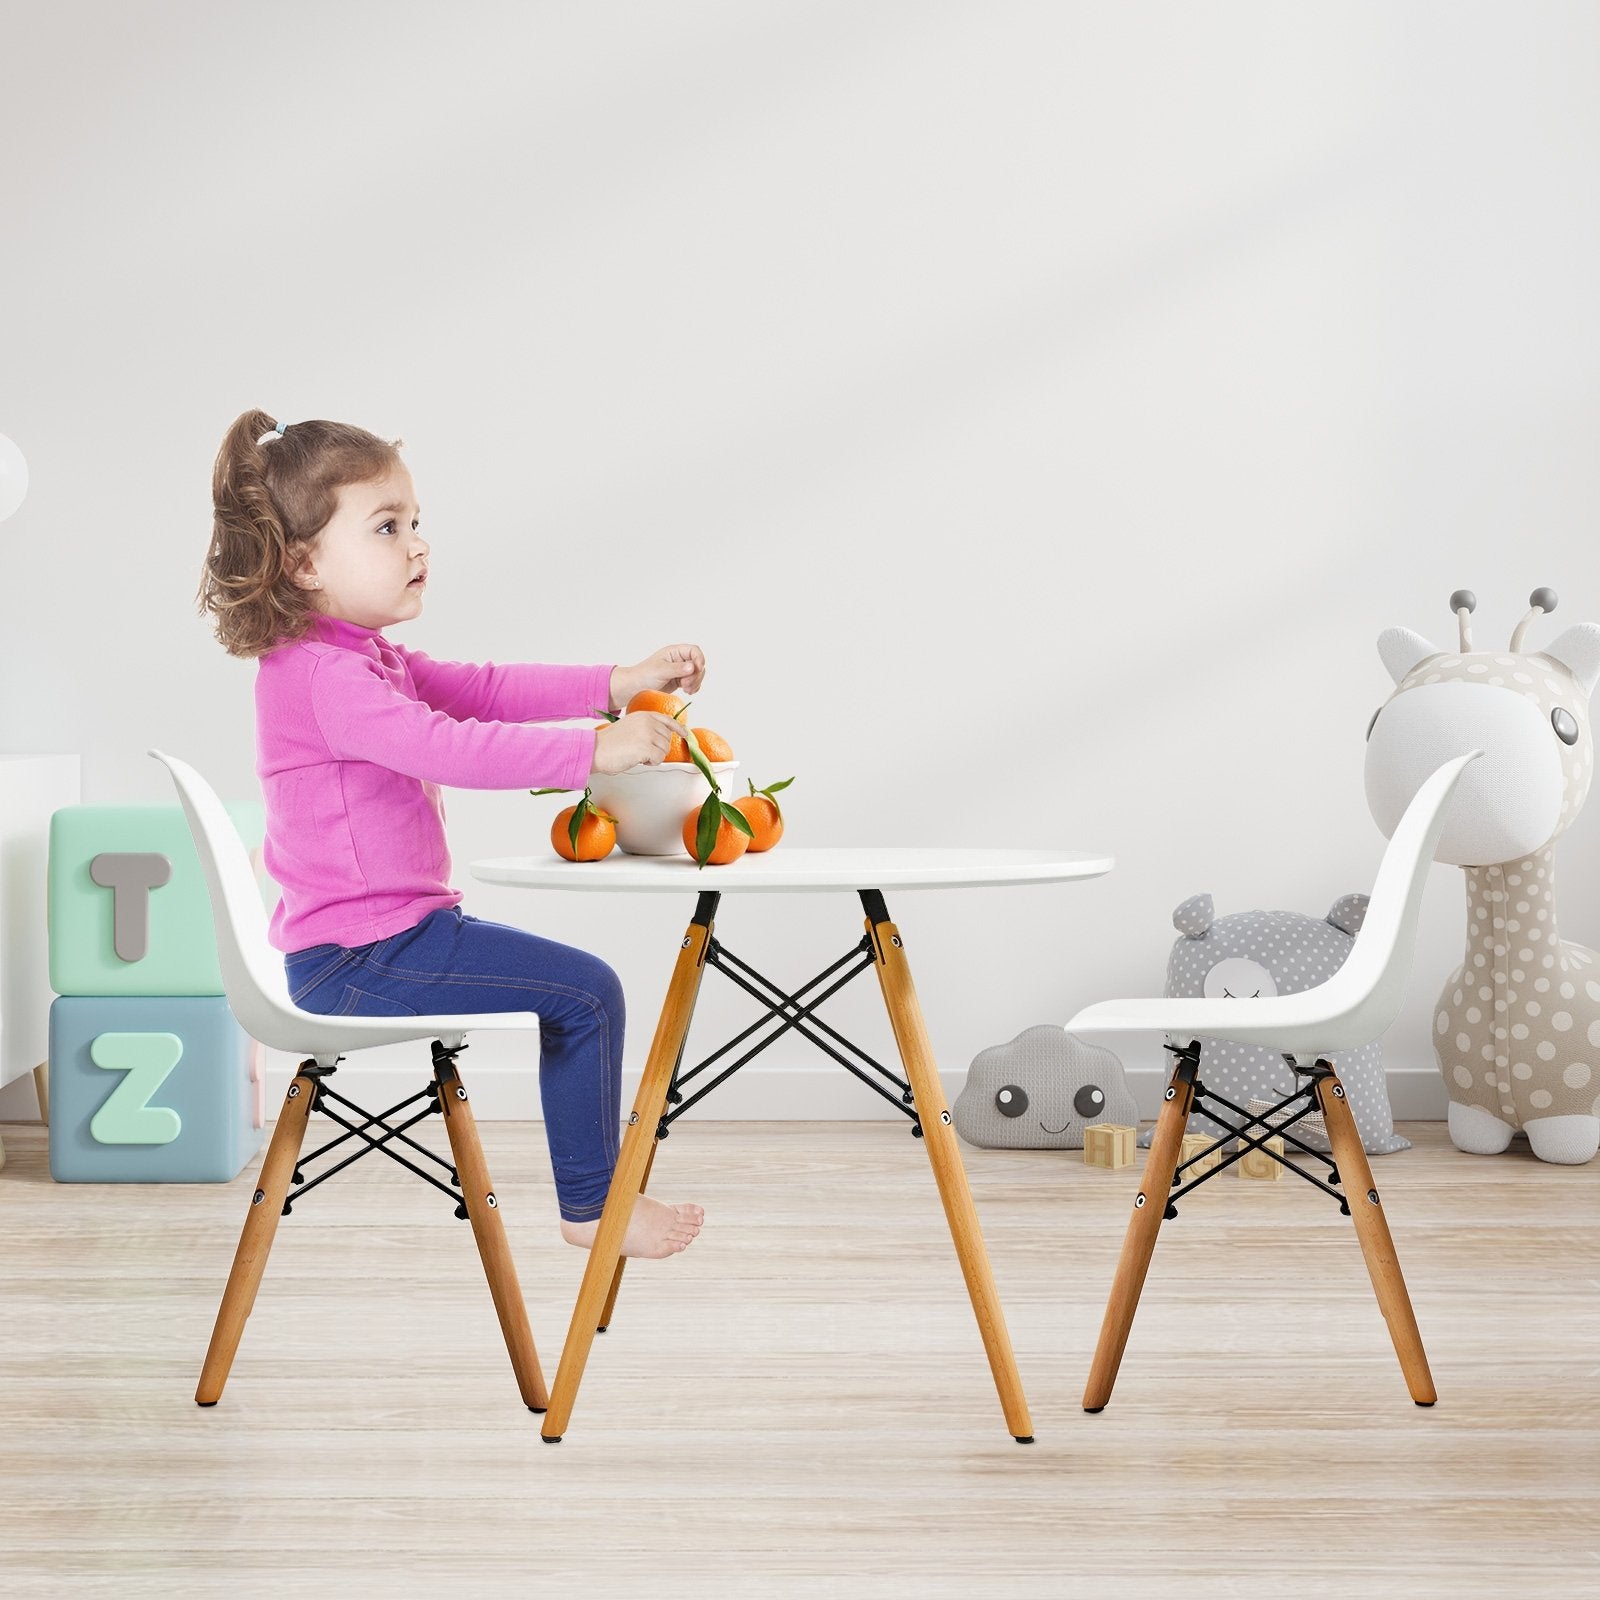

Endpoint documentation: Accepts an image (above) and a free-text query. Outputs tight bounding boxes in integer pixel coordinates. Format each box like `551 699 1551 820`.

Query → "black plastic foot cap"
541 1434 563 1444
1083 1405 1105 1414
1416 1399 1436 1407
528 1405 548 1413
196 1400 218 1408
1013 1435 1035 1444
596 1325 608 1334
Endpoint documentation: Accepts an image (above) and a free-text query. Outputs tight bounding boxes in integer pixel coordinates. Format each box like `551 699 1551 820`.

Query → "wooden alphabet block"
1083 1123 1136 1169
1179 1131 1222 1176
1239 1135 1285 1180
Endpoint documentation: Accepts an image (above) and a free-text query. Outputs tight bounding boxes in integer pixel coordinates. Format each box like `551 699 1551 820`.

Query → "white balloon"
0 434 28 522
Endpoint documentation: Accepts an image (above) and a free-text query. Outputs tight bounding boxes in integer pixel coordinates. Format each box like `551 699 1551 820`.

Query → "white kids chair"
150 749 547 1412
1064 751 1480 1414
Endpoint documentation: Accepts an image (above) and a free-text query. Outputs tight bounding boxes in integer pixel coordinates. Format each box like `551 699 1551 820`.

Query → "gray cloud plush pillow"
954 1025 1138 1149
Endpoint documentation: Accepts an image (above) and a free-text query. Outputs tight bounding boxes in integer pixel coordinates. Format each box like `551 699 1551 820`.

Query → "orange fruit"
552 804 616 862
691 727 734 762
681 805 750 866
625 689 685 717
733 794 783 852
663 734 691 762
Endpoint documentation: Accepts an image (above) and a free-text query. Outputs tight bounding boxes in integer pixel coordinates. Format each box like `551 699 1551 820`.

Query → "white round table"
472 844 1114 892
468 844 1113 1443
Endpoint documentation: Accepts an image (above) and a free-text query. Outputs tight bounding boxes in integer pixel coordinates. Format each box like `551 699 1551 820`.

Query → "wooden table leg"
1313 1063 1437 1405
1083 1048 1196 1412
861 891 1035 1443
598 1139 658 1334
541 892 718 1442
195 1065 319 1405
433 1052 549 1412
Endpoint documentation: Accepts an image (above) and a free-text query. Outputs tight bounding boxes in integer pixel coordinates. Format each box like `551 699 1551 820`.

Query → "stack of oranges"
544 689 793 868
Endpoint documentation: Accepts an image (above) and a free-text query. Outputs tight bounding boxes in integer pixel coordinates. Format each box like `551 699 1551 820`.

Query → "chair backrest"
1304 748 1481 1048
149 748 295 1042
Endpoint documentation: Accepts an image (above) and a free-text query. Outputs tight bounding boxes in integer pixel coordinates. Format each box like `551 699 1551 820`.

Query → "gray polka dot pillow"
1156 892 1410 1155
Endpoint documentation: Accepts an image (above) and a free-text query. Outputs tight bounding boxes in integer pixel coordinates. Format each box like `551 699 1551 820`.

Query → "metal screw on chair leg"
1367 1189 1380 1205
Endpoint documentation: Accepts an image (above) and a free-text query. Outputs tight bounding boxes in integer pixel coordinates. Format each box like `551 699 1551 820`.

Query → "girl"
197 410 704 1260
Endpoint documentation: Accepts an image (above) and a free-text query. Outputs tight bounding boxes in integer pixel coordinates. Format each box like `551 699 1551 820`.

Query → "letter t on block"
89 852 173 961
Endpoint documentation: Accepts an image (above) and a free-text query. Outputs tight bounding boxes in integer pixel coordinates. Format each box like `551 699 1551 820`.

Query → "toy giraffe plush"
1364 588 1600 1165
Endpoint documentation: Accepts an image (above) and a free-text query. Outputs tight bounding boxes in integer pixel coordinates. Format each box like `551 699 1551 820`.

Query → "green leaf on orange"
693 791 722 867
747 775 794 823
722 800 754 839
681 723 721 793
568 787 599 855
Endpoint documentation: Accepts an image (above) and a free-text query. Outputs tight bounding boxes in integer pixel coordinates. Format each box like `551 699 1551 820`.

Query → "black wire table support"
657 933 918 1132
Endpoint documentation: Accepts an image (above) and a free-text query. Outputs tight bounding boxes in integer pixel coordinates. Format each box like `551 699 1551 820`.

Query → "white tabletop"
470 845 1114 894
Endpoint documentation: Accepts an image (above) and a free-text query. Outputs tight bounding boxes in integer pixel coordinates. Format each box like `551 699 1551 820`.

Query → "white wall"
3 1 1596 1121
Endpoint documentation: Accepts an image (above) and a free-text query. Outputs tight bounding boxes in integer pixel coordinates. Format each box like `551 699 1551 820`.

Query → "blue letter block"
49 995 264 1183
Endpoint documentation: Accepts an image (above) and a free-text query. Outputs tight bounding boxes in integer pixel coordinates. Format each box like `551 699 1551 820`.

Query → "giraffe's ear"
1377 627 1441 685
1541 622 1600 697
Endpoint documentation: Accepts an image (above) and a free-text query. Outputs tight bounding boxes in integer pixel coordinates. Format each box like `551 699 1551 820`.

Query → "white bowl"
585 761 740 856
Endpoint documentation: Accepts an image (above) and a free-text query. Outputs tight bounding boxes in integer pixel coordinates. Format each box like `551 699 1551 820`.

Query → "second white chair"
1064 751 1480 1413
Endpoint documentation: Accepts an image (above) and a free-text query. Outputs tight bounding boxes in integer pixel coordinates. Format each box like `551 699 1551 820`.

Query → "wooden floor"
0 1118 1594 1598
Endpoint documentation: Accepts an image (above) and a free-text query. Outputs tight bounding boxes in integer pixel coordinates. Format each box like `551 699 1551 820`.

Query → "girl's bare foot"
560 1195 705 1259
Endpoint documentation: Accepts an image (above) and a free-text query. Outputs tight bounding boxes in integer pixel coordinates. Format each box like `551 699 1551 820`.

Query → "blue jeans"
284 907 624 1222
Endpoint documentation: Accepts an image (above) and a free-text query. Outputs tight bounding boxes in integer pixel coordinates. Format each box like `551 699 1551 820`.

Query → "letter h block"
47 804 268 1183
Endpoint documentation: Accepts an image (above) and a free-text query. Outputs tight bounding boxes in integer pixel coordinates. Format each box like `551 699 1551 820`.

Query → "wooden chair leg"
195 1067 319 1405
1313 1063 1437 1405
597 1138 659 1334
541 896 717 1442
865 902 1034 1442
433 1056 549 1413
33 1061 50 1125
1083 1051 1197 1412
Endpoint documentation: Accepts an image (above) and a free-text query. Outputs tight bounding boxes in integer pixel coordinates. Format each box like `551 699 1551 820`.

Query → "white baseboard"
250 1055 1451 1123
0 1051 1452 1126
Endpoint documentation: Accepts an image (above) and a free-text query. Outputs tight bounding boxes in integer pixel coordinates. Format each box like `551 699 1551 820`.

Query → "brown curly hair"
197 409 407 658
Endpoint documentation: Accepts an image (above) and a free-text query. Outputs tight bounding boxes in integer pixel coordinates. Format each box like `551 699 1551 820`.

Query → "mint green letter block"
49 802 264 997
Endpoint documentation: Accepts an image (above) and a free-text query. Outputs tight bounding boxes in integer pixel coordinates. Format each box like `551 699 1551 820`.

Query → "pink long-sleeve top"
256 613 613 953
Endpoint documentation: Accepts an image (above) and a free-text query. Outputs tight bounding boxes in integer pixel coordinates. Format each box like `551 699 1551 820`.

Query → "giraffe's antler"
1510 587 1558 652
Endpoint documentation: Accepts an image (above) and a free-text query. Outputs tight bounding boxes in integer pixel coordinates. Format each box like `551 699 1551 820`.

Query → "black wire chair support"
1160 1043 1350 1217
278 1045 473 1217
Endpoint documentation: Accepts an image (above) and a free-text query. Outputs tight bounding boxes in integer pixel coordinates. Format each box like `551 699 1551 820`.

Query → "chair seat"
1064 992 1365 1058
250 1008 540 1059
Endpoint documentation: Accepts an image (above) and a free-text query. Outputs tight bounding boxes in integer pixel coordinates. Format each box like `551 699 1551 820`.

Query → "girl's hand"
610 643 705 710
592 712 684 774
